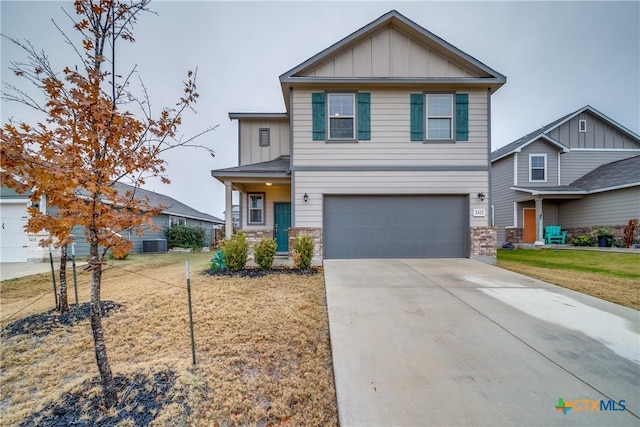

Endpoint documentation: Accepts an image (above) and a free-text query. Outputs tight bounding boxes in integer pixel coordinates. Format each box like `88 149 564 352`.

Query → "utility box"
142 239 167 253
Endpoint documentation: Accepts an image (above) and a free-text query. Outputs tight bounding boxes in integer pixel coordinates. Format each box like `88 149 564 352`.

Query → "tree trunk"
58 245 69 314
89 249 118 408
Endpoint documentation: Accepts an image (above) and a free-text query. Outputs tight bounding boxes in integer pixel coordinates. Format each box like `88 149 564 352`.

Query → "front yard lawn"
497 249 640 310
0 252 338 426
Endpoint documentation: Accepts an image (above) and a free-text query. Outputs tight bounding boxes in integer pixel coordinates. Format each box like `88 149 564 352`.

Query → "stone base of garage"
288 227 323 262
470 226 497 258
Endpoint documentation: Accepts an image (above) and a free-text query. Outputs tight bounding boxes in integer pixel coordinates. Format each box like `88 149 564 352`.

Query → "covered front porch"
509 186 586 244
211 156 292 254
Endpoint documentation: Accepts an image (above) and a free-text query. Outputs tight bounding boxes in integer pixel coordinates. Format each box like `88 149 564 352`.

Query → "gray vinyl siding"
293 88 489 167
548 111 640 149
517 141 559 186
239 119 289 166
491 156 515 243
69 214 216 256
558 187 640 227
294 170 488 229
559 151 640 185
304 26 486 78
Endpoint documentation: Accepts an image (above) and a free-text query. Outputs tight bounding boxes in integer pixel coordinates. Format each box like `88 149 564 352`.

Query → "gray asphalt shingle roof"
114 182 223 224
570 155 640 191
210 155 290 176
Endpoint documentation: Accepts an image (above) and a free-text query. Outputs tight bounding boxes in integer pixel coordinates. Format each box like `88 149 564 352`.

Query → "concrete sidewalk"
324 258 640 426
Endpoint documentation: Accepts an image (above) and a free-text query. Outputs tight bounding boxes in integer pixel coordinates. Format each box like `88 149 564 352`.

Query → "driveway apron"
324 258 640 426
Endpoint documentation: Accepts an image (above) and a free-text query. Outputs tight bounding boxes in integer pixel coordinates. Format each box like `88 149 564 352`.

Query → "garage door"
0 202 29 262
324 195 467 259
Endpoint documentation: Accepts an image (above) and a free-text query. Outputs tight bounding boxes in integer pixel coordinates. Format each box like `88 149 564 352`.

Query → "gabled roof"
492 105 640 162
279 10 506 103
511 155 640 196
114 183 223 224
210 155 290 178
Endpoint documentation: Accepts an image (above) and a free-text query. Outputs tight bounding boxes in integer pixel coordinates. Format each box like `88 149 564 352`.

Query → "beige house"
212 10 506 259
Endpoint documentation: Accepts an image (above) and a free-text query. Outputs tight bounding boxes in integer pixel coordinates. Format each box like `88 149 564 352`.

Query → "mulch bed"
18 369 184 427
202 267 319 278
2 301 122 339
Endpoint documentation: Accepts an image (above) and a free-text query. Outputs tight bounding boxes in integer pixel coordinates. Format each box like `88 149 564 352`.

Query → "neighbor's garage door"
324 195 467 259
0 202 29 263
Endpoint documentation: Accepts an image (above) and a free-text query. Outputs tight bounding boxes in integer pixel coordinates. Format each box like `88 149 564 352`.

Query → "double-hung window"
426 94 453 140
328 93 355 140
169 216 186 227
529 154 546 182
247 193 265 225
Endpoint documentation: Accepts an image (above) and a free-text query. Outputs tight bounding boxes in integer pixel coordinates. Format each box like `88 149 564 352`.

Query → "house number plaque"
472 209 486 217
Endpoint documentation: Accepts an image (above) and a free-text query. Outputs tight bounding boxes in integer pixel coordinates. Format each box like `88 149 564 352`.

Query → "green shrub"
254 238 277 270
222 232 248 272
165 225 206 249
571 234 596 247
292 234 314 270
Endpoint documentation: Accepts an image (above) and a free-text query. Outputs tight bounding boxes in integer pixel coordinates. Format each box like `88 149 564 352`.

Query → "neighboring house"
211 10 506 259
491 105 640 244
0 183 224 262
223 204 240 229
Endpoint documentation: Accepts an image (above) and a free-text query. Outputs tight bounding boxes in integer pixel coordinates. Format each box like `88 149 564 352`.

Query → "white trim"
425 93 454 140
557 152 561 185
513 202 518 227
529 154 547 183
569 148 640 152
327 93 356 140
513 153 518 186
510 182 638 196
589 183 640 194
0 198 30 204
579 119 587 132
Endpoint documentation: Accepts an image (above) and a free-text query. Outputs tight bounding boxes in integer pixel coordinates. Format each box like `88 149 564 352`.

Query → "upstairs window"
426 94 453 140
259 128 270 146
328 93 355 140
248 193 265 225
579 119 587 133
529 154 546 182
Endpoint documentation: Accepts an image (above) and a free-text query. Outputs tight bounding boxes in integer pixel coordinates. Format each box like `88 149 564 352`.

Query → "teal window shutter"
312 92 326 141
410 94 424 141
357 92 371 140
456 93 469 141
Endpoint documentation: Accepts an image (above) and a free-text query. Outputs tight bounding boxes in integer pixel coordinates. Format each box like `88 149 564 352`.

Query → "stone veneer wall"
288 227 323 261
243 229 274 258
564 224 640 245
469 226 497 258
505 228 524 244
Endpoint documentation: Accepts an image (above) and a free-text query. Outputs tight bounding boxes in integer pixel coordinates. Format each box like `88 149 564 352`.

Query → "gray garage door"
324 195 468 259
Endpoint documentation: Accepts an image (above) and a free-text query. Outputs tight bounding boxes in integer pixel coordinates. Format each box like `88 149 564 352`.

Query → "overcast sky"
2 1 639 218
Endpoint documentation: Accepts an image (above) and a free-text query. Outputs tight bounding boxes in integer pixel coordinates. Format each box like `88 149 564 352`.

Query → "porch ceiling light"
265 182 272 186
477 192 486 202
303 193 309 202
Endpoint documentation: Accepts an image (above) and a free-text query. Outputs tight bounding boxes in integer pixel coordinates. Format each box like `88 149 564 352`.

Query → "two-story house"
491 105 640 245
211 10 506 260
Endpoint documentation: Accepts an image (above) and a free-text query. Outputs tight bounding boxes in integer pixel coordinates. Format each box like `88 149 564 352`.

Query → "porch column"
534 197 544 244
224 180 233 238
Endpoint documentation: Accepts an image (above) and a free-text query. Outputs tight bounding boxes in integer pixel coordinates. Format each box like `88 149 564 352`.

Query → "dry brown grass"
0 253 338 426
498 261 640 310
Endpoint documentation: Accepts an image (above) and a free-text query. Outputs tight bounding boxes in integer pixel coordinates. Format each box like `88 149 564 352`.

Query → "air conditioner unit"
142 239 167 253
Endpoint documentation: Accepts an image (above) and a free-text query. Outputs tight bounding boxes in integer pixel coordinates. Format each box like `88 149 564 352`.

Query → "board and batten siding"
240 184 291 230
559 151 640 185
239 120 289 166
491 156 515 243
294 170 488 229
292 89 489 167
304 26 484 79
558 187 640 227
517 141 560 186
548 111 639 150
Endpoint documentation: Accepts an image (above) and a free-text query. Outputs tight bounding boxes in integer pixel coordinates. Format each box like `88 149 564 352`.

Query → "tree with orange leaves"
1 0 214 408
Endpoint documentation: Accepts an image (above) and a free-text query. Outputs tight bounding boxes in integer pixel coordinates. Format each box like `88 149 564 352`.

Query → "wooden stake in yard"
48 245 58 308
186 261 197 366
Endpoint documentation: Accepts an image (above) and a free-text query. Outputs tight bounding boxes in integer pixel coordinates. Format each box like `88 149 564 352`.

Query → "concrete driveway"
324 258 639 426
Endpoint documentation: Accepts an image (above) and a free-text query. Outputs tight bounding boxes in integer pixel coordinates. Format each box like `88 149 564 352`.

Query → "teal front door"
274 203 291 253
